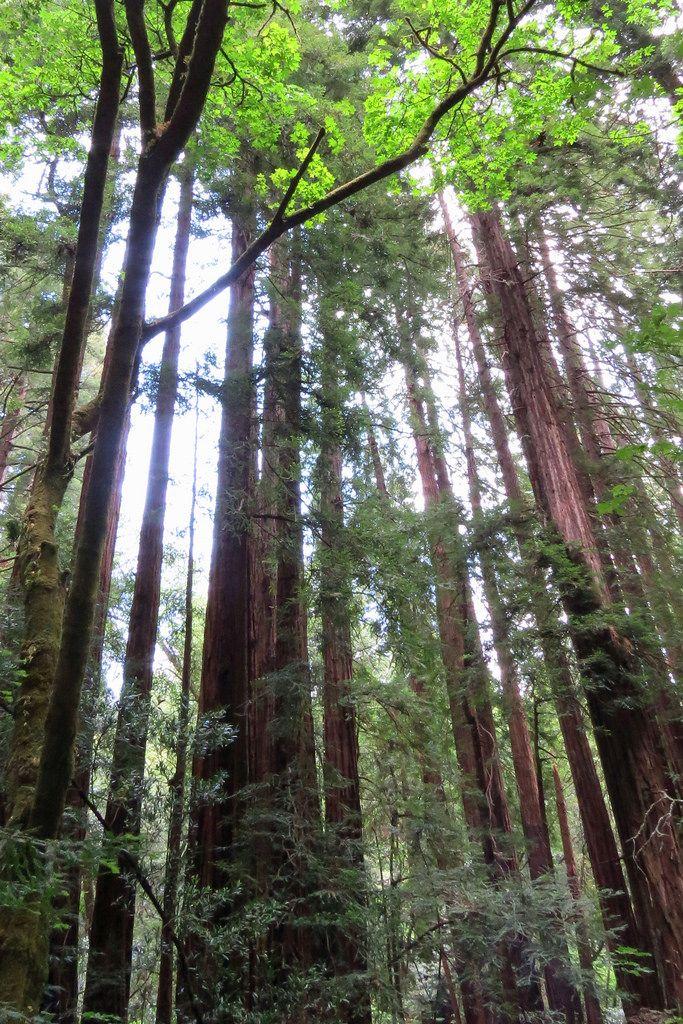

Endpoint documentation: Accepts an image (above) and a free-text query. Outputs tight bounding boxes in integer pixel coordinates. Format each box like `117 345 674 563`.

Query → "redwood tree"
470 204 683 1008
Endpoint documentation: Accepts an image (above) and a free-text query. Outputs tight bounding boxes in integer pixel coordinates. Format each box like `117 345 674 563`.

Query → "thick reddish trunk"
268 248 316 795
536 225 683 780
470 205 683 1009
262 239 320 1000
249 271 281 787
182 201 256 1018
318 420 369 1022
82 164 194 1023
442 200 662 1014
319 441 362 833
191 199 256 891
453 321 582 1022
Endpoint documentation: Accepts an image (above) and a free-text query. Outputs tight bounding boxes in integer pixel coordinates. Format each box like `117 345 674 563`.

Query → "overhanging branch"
143 0 542 342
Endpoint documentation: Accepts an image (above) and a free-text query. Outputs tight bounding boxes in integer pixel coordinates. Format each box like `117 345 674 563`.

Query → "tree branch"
125 0 158 141
143 0 535 341
498 44 626 77
164 0 205 118
153 0 228 168
272 127 326 223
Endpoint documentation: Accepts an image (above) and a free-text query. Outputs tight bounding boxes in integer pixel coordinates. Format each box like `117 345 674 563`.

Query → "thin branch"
405 18 468 86
156 0 226 162
160 0 180 56
0 461 39 490
498 44 626 77
272 127 326 223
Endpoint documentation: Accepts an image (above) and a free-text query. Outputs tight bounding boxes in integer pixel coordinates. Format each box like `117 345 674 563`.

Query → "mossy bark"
0 9 122 1010
5 470 72 826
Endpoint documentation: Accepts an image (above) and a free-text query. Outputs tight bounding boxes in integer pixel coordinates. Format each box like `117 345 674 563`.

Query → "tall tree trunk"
403 353 545 1021
316 319 370 1024
453 318 582 1023
0 7 123 1010
28 0 227 848
267 239 320 999
319 439 362 834
156 395 199 1024
250 251 283 789
469 204 683 1009
44 411 128 1024
552 764 603 1024
82 162 194 1024
441 196 663 1014
184 192 256 1015
2 0 122 830
535 224 683 773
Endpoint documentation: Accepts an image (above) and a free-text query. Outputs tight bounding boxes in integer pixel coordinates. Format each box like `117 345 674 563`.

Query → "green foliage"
0 0 681 1018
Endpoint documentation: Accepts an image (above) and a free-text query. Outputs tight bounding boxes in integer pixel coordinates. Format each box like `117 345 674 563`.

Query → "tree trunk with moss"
0 7 122 1009
43 415 128 1024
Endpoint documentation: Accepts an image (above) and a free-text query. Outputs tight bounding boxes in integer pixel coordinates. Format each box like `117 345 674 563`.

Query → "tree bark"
535 223 683 776
2 0 123 830
317 318 370 1023
453 316 582 1024
180 190 257 1018
470 204 683 1010
0 6 123 1010
247 238 321 1017
441 197 663 1014
43 407 128 1024
82 162 194 1024
191 193 256 897
552 764 603 1024
156 394 199 1024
